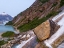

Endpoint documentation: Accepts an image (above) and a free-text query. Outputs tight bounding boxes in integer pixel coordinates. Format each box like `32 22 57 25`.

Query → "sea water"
0 25 15 33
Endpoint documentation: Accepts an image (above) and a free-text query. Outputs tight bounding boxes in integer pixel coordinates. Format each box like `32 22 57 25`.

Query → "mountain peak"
0 12 8 15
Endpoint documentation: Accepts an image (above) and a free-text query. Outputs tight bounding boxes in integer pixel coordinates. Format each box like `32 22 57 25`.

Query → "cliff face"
12 0 60 28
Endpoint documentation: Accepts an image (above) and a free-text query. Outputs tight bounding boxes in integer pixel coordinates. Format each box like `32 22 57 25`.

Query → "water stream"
44 11 64 48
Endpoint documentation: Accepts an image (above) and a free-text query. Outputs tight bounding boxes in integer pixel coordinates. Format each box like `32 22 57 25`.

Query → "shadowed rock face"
49 20 60 36
34 20 50 41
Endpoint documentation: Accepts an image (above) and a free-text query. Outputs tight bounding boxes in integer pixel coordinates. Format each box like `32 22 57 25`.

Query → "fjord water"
0 25 15 33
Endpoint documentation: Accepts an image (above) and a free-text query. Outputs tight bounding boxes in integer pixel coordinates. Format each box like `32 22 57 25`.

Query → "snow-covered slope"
0 12 13 25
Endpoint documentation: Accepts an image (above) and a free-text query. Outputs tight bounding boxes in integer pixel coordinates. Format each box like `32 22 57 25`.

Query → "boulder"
34 20 50 41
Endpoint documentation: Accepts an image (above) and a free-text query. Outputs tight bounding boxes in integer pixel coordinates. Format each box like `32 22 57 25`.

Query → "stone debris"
1 31 34 48
27 34 30 38
22 35 26 39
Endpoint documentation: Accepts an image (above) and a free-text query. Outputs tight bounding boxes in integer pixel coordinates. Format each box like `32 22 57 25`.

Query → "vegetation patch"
60 0 64 7
18 11 59 32
0 40 7 46
6 21 13 25
1 31 15 37
36 38 41 42
52 2 58 7
40 0 49 4
18 17 39 32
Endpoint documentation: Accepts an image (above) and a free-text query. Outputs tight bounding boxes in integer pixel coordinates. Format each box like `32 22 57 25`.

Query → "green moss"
1 31 15 37
6 21 13 25
40 0 49 3
52 2 58 7
0 40 7 46
18 17 39 32
18 11 58 32
60 0 64 7
36 38 41 42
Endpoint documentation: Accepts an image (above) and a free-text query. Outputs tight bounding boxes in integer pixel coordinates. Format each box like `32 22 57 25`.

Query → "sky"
0 0 35 17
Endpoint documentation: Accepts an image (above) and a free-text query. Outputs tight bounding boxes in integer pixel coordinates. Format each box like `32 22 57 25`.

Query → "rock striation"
12 0 60 28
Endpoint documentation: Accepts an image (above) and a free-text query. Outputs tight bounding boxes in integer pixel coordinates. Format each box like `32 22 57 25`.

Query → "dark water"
0 25 15 32
12 44 19 48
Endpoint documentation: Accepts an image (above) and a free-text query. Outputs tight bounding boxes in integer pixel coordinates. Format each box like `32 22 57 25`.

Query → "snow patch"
52 11 64 21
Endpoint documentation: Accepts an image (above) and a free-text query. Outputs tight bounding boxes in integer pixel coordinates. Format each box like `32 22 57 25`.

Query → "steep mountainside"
13 0 59 27
7 0 63 32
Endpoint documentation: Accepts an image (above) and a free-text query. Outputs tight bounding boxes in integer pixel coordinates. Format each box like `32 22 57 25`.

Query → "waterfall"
44 11 64 48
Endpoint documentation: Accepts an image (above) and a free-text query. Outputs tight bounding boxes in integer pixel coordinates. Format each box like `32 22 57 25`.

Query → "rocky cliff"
12 0 60 28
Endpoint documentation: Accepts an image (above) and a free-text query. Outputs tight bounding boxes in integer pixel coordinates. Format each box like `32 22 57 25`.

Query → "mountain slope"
7 0 62 32
13 0 60 25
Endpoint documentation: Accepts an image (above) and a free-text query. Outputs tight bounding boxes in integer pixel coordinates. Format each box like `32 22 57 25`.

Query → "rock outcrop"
33 20 60 41
34 20 50 41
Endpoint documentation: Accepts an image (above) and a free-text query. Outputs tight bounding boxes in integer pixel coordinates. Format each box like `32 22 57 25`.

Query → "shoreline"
0 26 20 38
0 32 4 38
13 26 20 34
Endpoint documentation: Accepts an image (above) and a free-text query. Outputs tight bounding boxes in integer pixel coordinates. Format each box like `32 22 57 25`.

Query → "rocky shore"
1 30 37 48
